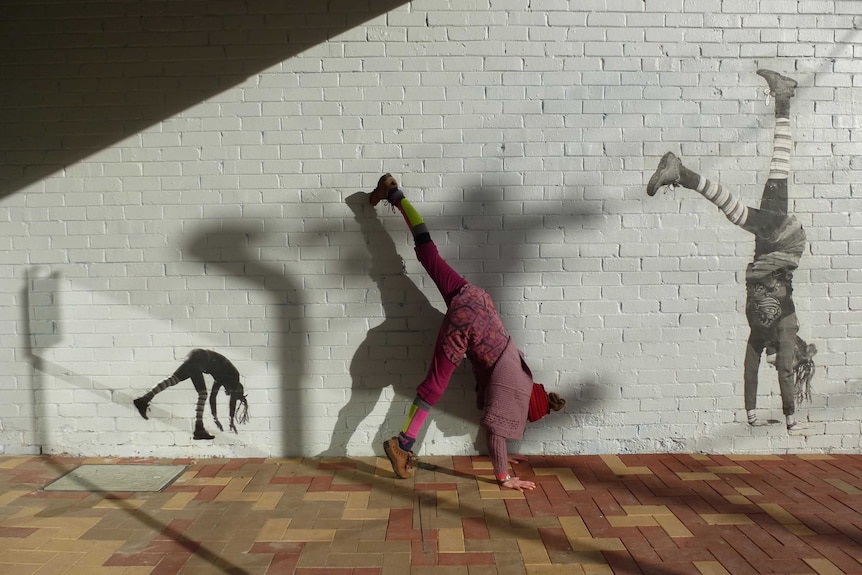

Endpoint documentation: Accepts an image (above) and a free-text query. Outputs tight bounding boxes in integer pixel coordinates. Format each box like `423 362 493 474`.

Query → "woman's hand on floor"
501 476 536 491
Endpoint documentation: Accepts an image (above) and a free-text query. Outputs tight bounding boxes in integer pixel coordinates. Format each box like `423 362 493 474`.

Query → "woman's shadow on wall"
318 193 477 457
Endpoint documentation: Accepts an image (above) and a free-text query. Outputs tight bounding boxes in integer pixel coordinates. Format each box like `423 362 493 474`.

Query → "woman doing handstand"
369 175 565 491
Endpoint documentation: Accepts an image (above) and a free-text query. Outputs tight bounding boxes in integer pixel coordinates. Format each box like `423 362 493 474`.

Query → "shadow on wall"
22 269 180 450
22 270 252 571
21 268 63 453
323 188 611 458
0 0 410 199
184 222 306 457
318 192 477 457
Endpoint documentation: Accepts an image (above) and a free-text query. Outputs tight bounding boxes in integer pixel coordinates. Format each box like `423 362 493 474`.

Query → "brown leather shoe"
383 436 413 479
369 173 400 206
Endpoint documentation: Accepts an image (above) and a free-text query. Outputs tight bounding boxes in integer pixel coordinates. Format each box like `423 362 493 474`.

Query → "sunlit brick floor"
1 453 861 574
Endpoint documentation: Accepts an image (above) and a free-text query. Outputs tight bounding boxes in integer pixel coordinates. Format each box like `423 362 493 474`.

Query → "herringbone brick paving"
0 453 861 574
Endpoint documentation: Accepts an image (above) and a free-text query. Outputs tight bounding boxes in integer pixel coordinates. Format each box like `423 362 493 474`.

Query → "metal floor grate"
44 464 186 492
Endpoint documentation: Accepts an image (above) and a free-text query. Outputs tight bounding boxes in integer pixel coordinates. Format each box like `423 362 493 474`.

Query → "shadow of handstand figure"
318 192 476 457
647 68 817 432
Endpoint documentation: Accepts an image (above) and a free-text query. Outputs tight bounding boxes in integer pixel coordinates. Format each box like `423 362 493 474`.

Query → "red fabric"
527 383 549 422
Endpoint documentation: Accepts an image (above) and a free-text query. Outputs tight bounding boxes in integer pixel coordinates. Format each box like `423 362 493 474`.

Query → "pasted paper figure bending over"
134 349 249 440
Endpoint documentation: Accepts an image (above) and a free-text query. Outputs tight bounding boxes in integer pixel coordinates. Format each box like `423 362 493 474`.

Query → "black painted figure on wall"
646 69 816 432
134 349 249 440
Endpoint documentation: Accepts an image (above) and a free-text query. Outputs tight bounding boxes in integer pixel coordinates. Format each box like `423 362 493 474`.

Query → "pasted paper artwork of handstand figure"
646 69 817 432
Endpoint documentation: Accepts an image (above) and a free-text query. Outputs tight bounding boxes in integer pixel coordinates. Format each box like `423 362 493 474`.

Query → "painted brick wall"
1 0 860 458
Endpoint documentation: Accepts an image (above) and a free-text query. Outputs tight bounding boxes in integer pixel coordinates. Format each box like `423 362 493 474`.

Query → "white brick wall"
0 0 860 458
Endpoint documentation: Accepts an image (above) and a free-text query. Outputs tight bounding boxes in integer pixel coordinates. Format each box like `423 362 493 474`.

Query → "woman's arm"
486 429 535 492
210 381 224 431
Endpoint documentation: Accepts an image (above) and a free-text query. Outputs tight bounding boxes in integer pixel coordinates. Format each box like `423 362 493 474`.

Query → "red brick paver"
0 454 861 574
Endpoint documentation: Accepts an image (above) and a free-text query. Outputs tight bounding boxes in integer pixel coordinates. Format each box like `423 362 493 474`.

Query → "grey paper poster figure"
646 69 816 432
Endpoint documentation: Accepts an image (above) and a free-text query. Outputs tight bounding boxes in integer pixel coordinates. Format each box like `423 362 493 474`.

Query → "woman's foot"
747 410 768 427
757 69 797 101
747 409 780 427
369 173 402 206
383 436 414 479
133 397 150 420
785 414 804 432
193 422 215 440
646 152 682 196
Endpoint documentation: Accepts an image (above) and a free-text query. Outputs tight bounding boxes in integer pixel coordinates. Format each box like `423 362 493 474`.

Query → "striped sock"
145 375 179 400
768 119 791 180
696 176 748 226
195 390 207 423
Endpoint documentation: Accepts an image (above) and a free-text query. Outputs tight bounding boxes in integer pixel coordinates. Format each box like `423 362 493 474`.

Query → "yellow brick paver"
533 468 584 490
700 513 754 526
518 538 551 565
655 514 694 538
804 557 847 575
707 465 748 474
695 561 732 575
257 518 292 541
825 478 862 494
600 455 652 475
437 527 465 553
677 472 720 481
559 515 591 539
282 529 336 542
607 515 658 528
253 491 282 511
162 492 197 510
569 537 626 551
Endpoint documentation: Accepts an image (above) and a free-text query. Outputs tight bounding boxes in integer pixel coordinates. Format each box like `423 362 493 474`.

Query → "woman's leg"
646 152 797 246
134 374 179 418
758 69 795 211
647 151 750 226
646 70 797 237
754 71 797 260
415 241 468 306
774 313 800 428
133 360 194 419
743 331 766 423
384 341 460 478
370 174 467 302
760 72 806 430
371 175 466 477
188 372 214 440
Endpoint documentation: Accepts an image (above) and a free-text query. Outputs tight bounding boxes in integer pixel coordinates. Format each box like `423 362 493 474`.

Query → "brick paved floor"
0 453 861 574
